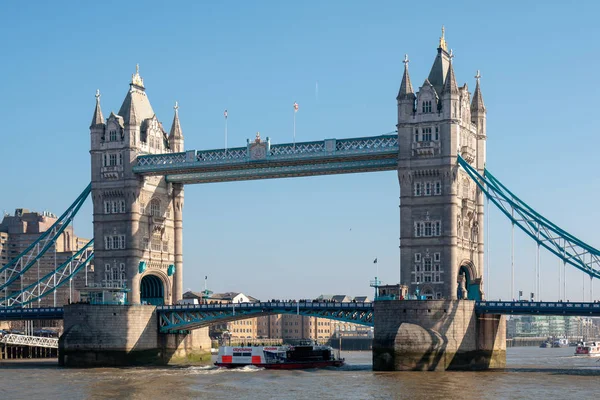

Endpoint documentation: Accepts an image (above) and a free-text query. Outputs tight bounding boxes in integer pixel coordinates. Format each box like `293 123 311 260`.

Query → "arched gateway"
140 274 165 305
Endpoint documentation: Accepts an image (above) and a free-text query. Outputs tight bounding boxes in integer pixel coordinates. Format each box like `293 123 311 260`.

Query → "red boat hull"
215 360 345 369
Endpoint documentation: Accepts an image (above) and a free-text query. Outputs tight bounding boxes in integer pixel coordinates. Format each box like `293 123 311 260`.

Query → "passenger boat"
552 338 569 348
574 342 600 356
215 341 345 369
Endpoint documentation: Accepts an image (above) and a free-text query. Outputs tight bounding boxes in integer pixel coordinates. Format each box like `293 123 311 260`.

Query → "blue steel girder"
157 302 374 333
0 307 64 321
166 159 398 184
0 240 95 308
133 133 399 183
476 301 600 316
0 184 91 291
458 155 600 279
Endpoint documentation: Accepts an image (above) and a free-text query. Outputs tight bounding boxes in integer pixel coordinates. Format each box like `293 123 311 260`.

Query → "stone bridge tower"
397 28 487 301
89 66 184 305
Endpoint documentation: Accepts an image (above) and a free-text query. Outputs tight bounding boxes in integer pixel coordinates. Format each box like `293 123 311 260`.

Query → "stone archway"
140 274 165 305
421 286 434 300
457 262 481 301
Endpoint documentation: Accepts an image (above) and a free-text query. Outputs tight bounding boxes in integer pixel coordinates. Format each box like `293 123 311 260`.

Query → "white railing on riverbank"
0 334 58 349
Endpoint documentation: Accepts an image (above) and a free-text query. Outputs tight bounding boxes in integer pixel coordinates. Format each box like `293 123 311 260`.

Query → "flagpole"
224 110 228 155
293 102 298 148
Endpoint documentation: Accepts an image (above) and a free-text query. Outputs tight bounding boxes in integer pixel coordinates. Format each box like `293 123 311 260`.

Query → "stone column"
172 183 184 302
476 188 485 298
128 192 142 305
448 174 459 300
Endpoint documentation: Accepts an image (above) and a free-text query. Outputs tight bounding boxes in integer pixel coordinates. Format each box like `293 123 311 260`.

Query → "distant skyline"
1 1 599 301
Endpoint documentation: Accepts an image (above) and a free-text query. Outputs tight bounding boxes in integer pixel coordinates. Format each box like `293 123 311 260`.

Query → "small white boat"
574 342 600 356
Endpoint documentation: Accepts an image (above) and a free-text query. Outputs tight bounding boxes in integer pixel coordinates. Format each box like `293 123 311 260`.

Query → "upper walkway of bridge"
132 133 399 183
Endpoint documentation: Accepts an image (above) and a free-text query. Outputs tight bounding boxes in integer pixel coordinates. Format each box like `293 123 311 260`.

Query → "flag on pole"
373 258 378 264
293 102 299 112
224 109 228 119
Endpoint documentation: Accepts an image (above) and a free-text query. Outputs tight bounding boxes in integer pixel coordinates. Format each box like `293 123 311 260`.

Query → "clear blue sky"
1 1 599 302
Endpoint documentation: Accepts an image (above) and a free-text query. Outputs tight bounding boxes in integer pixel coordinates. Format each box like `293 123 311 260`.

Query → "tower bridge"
2 28 600 370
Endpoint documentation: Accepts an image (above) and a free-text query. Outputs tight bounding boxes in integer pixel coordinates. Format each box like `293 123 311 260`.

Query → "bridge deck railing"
157 301 373 312
135 134 399 172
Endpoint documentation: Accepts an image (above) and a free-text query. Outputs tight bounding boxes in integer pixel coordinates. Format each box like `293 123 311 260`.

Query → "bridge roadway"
3 301 600 330
157 301 374 333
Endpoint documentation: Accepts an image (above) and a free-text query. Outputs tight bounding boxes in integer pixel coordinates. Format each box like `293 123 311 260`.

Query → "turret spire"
439 25 448 52
169 101 183 139
471 70 486 112
90 89 104 127
168 101 184 152
442 49 459 95
397 54 415 100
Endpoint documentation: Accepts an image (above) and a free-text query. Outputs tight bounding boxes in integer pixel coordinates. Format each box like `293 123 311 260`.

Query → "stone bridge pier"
373 300 505 371
59 304 211 367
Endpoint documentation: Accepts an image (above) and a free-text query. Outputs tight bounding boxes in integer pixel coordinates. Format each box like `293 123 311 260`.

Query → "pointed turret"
168 102 184 152
442 50 459 95
471 70 486 113
90 89 104 127
118 64 155 126
426 26 451 96
397 54 416 122
397 54 415 101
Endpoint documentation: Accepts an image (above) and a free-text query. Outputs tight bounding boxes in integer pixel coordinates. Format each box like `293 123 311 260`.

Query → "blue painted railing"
475 301 600 315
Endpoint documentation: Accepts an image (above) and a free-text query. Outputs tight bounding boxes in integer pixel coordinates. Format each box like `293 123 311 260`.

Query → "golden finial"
255 131 261 143
131 64 145 88
439 25 448 51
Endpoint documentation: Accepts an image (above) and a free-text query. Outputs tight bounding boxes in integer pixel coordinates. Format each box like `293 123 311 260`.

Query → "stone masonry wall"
373 300 505 371
59 304 210 366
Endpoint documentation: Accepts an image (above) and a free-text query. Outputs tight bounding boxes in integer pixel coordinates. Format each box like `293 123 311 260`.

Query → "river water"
0 347 599 399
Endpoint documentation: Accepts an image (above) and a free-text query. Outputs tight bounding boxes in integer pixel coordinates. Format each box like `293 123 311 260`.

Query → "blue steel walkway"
0 307 64 321
133 134 399 184
475 301 600 316
157 301 374 333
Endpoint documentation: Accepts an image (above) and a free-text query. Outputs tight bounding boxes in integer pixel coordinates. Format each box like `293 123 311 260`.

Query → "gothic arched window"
150 199 161 217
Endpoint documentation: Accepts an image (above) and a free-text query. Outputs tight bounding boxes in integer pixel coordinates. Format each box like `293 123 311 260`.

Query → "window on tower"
422 127 432 141
414 182 422 196
422 100 432 113
434 181 442 195
414 220 442 237
150 199 161 217
109 130 117 141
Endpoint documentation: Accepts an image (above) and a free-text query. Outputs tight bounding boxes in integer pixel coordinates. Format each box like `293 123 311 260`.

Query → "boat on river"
215 341 345 369
552 338 569 348
574 342 600 356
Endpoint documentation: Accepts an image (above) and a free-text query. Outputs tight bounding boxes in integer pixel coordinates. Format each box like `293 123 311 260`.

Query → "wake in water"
185 365 265 375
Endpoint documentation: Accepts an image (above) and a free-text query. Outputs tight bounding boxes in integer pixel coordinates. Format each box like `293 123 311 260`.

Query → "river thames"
0 347 598 399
